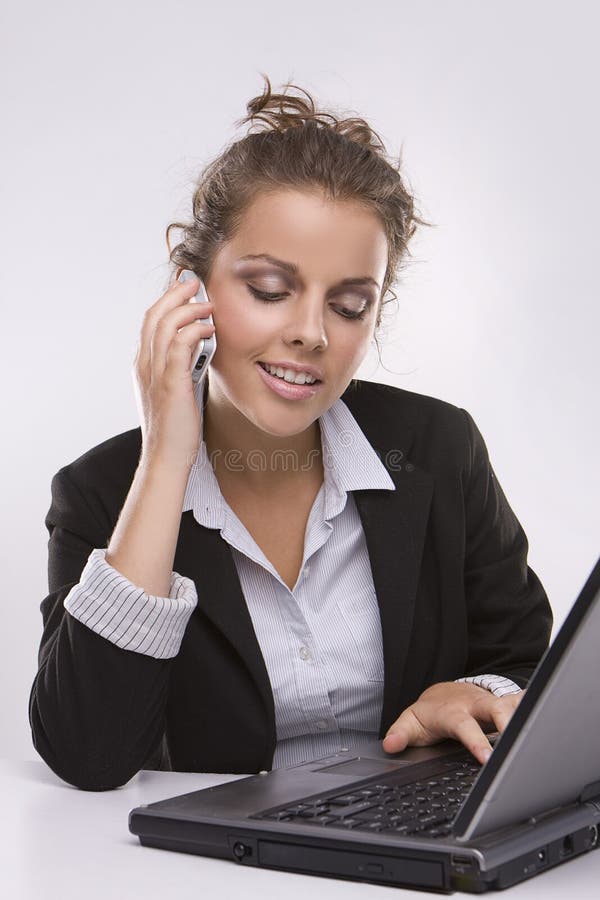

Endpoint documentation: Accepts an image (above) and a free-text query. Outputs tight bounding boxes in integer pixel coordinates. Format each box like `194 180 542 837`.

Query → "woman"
29 76 552 791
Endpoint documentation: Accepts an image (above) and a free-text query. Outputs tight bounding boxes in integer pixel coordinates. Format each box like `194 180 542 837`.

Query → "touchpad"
311 757 412 776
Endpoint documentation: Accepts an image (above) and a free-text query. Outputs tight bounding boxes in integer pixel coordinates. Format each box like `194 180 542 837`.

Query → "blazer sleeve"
460 408 553 687
29 466 179 791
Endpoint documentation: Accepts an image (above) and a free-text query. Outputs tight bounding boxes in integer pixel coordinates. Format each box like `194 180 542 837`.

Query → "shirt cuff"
455 674 523 697
63 548 198 659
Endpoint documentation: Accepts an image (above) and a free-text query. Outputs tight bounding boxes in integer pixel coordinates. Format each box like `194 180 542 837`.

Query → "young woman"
30 76 552 791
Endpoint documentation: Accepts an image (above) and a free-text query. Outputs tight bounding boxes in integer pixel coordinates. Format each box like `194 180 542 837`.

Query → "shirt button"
299 646 311 661
303 565 310 576
316 720 328 730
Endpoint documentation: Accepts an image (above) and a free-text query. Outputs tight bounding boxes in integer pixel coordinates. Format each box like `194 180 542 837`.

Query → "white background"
1 0 598 762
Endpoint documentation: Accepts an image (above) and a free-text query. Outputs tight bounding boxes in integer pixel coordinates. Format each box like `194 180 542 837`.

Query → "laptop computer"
129 555 600 892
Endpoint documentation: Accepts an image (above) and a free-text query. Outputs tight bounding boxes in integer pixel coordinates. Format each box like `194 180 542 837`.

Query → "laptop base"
130 803 599 893
132 818 454 893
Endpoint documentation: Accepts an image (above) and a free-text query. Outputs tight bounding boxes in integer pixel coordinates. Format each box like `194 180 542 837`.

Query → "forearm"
105 455 191 597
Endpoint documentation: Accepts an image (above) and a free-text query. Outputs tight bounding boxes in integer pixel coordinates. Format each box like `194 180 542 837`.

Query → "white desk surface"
3 757 600 899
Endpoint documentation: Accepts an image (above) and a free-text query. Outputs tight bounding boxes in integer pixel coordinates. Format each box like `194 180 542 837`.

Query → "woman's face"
204 188 388 437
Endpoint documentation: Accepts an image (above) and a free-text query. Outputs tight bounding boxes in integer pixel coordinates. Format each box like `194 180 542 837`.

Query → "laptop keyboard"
253 757 481 838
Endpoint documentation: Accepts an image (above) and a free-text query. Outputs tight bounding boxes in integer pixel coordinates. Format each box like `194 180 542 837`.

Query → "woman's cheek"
214 301 260 349
338 327 371 370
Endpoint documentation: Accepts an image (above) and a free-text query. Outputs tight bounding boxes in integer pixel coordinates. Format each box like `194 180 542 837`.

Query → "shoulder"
341 379 470 450
341 380 498 484
49 427 143 536
56 426 142 487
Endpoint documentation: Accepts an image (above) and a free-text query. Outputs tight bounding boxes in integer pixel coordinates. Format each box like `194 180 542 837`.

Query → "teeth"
263 363 317 385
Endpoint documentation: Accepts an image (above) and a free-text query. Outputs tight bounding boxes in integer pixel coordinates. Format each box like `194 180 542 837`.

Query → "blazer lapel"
343 382 434 736
174 513 277 748
353 464 433 736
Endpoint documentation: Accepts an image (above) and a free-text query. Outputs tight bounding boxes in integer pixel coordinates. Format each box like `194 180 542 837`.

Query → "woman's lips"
255 362 323 399
258 360 324 382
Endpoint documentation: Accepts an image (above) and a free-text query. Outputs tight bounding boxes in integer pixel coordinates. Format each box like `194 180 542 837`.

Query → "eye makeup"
236 253 380 291
245 284 369 321
233 255 379 302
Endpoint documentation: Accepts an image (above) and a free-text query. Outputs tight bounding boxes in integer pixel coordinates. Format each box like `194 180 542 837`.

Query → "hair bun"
235 73 386 152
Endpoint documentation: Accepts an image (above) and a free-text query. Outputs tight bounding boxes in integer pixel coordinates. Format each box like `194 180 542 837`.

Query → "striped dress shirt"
64 395 520 769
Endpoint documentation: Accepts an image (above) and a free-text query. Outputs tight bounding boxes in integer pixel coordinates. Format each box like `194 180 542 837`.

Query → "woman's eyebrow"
237 253 380 289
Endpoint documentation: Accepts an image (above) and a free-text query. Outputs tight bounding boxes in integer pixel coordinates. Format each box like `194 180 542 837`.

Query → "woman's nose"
281 295 328 351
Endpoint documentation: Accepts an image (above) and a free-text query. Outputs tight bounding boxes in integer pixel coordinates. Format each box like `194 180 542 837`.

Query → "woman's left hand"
382 681 524 765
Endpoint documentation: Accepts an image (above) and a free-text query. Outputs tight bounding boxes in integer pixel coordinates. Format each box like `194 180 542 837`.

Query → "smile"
255 362 324 400
258 362 320 385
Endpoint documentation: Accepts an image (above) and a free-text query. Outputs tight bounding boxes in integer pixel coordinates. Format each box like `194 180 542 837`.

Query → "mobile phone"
177 269 217 384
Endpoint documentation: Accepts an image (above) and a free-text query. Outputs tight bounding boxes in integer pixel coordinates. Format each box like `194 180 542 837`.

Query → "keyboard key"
356 821 386 832
296 806 329 818
302 815 340 826
356 810 387 821
385 824 410 834
417 814 439 825
329 794 365 805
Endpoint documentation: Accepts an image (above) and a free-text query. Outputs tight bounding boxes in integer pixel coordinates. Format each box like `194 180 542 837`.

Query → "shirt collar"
182 393 395 530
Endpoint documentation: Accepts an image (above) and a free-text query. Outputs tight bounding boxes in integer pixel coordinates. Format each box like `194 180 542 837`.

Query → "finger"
449 713 493 765
382 708 427 754
489 694 522 734
137 276 204 369
489 703 512 734
507 689 525 709
152 304 215 378
150 274 201 320
162 323 210 386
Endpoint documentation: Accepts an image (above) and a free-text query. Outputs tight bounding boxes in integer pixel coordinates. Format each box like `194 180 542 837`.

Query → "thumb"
382 708 421 754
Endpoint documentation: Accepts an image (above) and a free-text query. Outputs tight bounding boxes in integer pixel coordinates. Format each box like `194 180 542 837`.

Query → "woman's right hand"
132 269 216 470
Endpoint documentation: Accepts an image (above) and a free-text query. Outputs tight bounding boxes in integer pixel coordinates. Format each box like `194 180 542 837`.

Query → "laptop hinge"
578 780 600 806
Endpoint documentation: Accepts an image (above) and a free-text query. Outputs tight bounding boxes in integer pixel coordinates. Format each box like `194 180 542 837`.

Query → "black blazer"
29 379 552 791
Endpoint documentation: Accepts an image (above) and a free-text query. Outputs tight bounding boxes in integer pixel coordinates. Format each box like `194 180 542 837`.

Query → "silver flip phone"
177 269 217 384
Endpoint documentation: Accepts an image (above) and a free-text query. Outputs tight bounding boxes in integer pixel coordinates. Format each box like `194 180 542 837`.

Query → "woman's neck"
202 388 323 494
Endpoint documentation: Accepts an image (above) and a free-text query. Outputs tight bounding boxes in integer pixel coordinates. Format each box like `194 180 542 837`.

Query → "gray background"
1 0 598 762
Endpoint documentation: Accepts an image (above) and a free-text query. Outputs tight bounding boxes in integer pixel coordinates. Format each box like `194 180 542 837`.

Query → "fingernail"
482 748 492 763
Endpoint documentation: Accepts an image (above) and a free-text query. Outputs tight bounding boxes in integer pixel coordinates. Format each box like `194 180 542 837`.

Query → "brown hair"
166 74 432 344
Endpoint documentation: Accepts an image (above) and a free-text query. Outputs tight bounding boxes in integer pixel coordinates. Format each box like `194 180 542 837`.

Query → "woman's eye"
246 284 367 321
247 285 287 301
335 306 368 321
